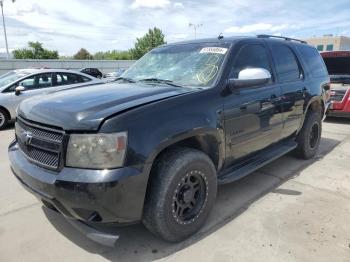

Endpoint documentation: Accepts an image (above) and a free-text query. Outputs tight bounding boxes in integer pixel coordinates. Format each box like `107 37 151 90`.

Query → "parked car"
9 35 329 242
0 69 102 129
103 69 126 83
322 51 350 118
105 69 126 78
80 68 103 78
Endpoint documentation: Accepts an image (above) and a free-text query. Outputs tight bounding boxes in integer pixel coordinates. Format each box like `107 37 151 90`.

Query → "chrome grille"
16 117 64 170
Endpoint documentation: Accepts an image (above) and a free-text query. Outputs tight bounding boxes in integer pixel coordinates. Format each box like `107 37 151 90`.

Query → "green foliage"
12 41 59 59
130 27 166 59
12 27 166 61
93 50 132 60
73 48 93 60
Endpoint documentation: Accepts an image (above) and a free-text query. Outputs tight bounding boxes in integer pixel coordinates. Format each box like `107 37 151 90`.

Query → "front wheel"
143 147 217 242
294 110 322 159
0 109 9 130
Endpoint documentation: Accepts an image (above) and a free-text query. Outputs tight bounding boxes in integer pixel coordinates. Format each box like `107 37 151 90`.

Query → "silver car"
0 69 102 129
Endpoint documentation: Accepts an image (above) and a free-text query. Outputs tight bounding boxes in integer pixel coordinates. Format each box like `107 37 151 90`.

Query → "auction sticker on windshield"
200 47 228 54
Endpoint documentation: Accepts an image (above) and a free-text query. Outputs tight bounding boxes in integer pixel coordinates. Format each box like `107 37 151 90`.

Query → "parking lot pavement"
0 119 350 262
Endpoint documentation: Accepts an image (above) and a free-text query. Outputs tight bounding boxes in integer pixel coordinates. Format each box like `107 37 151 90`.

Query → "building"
304 35 350 52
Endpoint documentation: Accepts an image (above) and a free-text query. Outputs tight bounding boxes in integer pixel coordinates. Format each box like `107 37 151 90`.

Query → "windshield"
123 43 230 88
0 71 29 88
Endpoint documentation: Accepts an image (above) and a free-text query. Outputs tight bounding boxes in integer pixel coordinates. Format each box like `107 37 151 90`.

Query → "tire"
294 110 322 159
0 109 9 130
143 147 217 242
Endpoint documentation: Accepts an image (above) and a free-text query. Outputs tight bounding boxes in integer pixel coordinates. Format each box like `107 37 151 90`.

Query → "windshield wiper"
113 77 136 83
138 78 184 88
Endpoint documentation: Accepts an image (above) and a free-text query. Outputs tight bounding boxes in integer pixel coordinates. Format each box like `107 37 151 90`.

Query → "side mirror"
15 85 25 95
228 68 271 91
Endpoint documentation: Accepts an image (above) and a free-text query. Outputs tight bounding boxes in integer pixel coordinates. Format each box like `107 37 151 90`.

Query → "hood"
18 82 192 131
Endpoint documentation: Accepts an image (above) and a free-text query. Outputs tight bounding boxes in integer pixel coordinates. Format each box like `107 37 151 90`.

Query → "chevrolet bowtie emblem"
20 131 33 146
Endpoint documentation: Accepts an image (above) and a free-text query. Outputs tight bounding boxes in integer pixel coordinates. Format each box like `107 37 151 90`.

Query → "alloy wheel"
172 170 208 225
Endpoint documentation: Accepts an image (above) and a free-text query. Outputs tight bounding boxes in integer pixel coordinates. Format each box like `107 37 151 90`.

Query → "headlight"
66 132 127 169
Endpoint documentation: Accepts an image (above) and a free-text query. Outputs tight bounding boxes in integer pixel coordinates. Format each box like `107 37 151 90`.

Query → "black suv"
9 35 330 242
80 68 103 78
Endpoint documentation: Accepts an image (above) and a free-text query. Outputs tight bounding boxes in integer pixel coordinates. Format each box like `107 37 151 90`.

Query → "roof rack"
257 34 307 44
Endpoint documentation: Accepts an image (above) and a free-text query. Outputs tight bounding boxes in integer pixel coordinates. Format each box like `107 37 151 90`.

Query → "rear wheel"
143 147 217 242
0 109 9 130
294 110 322 159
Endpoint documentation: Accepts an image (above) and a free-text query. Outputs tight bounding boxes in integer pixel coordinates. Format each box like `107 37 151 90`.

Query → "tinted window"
18 73 52 90
231 44 272 82
297 46 328 77
54 73 91 86
83 76 91 82
54 74 65 86
272 44 301 82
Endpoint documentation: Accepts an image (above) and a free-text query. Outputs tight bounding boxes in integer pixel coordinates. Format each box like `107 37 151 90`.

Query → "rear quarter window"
297 46 328 77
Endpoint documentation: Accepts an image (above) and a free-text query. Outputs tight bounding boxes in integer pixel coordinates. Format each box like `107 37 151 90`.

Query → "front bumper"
8 140 148 224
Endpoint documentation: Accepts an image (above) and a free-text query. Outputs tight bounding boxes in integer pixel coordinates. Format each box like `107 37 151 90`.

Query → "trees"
130 27 166 59
12 27 167 60
73 48 93 60
93 50 132 60
85 28 166 60
12 41 59 59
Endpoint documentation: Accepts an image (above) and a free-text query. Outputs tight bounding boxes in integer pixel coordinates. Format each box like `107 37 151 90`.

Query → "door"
3 73 53 115
224 43 283 167
268 43 305 138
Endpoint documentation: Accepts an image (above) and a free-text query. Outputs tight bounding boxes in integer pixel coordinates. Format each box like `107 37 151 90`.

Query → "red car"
322 51 350 117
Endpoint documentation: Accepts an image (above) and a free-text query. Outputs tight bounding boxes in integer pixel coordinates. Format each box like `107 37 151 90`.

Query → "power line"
0 0 15 59
189 23 203 39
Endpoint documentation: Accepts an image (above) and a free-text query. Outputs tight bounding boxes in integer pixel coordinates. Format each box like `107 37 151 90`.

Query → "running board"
218 140 297 185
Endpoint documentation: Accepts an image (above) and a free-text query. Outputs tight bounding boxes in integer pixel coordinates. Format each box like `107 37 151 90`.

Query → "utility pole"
0 0 15 59
189 23 202 40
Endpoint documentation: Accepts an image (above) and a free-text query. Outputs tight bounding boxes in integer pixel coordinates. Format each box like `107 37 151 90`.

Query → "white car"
0 69 102 129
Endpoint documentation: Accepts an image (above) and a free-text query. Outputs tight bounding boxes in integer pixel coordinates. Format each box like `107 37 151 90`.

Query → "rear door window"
271 44 302 82
54 73 65 86
54 73 91 86
297 46 328 77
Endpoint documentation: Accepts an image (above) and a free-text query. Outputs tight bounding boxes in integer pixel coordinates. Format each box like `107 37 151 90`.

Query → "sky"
1 0 350 56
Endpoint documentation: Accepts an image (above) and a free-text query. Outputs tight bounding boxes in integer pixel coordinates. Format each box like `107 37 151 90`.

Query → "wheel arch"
147 127 224 170
298 96 324 134
141 129 223 212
